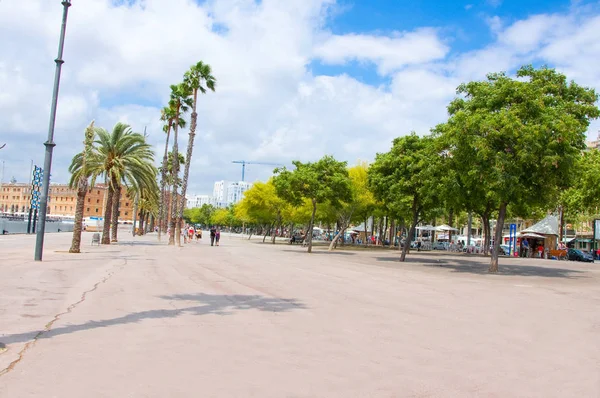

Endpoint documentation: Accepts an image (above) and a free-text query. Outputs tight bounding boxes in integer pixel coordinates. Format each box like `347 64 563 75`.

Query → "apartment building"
0 182 135 221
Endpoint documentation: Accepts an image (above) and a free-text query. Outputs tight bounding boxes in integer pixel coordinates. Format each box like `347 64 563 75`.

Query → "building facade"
186 194 214 209
0 183 135 221
212 180 231 208
226 181 252 205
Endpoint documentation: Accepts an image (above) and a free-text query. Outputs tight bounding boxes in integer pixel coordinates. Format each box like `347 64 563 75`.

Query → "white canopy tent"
435 224 459 232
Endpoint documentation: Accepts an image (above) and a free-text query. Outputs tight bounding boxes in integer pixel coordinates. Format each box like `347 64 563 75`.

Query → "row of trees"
158 61 216 246
68 122 158 253
183 66 600 273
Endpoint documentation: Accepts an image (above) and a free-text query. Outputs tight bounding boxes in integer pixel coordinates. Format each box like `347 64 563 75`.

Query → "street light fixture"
35 0 72 261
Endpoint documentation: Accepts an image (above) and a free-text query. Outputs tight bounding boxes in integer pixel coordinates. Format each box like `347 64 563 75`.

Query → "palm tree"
177 61 216 238
68 121 97 253
158 102 187 240
92 123 157 244
167 83 193 246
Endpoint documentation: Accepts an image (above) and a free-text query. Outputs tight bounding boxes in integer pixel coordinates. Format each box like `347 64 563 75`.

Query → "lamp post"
35 0 72 261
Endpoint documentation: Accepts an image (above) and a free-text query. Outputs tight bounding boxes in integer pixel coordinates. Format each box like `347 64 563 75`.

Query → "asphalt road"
1 232 599 397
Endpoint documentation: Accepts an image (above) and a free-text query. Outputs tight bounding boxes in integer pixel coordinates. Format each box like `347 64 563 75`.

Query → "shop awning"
520 232 547 239
521 215 559 236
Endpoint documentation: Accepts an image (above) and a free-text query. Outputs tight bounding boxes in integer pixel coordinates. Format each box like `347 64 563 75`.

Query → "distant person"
188 225 195 241
196 229 202 241
215 229 221 246
537 244 544 258
210 226 216 246
522 239 529 258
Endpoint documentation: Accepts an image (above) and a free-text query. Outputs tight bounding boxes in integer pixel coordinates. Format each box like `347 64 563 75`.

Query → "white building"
226 181 252 205
212 180 231 208
186 194 214 209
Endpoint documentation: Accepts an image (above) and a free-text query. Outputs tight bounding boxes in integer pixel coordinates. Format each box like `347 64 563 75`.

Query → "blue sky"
2 0 600 192
311 0 594 85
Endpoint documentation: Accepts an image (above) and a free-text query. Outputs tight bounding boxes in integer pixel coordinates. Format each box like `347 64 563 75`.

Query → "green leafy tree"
236 180 288 243
328 162 376 251
368 133 442 262
435 66 599 272
273 155 351 253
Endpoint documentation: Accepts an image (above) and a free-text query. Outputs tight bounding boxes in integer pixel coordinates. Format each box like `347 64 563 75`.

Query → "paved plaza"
1 232 599 397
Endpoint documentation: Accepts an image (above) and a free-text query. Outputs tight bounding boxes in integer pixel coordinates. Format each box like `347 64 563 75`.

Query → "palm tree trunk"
111 184 121 242
69 178 88 253
101 183 114 245
169 112 180 246
139 210 145 235
158 126 171 241
132 193 138 237
178 91 198 244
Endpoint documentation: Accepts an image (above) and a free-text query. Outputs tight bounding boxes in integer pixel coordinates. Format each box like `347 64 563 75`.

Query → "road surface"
1 232 599 397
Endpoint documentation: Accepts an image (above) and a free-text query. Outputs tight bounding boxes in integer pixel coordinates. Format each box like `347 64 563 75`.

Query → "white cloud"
313 28 449 75
0 0 599 195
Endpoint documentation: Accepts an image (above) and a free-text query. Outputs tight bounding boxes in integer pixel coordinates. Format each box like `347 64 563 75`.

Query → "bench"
91 233 100 246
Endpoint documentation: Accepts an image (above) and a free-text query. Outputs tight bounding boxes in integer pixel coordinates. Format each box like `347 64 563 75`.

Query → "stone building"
0 182 135 222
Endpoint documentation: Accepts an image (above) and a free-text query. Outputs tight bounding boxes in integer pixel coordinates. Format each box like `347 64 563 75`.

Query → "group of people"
173 225 221 246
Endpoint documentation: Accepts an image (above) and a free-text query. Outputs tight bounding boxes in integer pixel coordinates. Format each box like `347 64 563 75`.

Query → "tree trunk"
307 199 317 253
400 198 419 262
389 219 395 249
132 193 138 237
401 206 419 262
145 212 150 234
158 125 171 241
69 178 88 253
448 208 454 244
559 205 564 246
138 210 145 235
169 103 182 246
489 203 507 273
177 92 198 246
328 223 348 251
482 214 491 256
263 222 274 243
271 217 281 244
149 214 155 232
363 217 369 246
111 185 121 242
101 183 114 245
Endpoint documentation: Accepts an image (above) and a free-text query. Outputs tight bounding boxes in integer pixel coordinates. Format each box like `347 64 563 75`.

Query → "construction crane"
232 160 283 182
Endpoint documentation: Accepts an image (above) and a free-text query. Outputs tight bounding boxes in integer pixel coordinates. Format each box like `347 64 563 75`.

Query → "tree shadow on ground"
1 293 306 345
282 249 356 256
375 256 586 278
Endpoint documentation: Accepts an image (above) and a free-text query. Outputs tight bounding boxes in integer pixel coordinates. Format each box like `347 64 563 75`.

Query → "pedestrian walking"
210 226 216 246
215 229 221 246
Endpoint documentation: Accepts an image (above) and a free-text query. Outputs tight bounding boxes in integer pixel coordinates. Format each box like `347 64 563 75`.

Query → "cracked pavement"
1 231 599 397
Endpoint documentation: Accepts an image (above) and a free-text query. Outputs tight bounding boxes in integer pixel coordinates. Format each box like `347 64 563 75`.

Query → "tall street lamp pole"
35 0 72 261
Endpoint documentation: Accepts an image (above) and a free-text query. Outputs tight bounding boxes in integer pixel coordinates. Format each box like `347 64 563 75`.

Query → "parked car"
499 244 511 256
567 248 594 263
433 242 448 250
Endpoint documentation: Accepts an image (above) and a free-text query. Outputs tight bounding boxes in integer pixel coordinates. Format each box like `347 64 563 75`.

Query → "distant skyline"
1 0 600 192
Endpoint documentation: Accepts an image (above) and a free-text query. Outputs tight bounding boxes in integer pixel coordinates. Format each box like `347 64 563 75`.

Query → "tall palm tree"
167 83 193 246
68 121 97 253
162 151 185 231
157 102 186 240
177 61 216 238
92 123 157 244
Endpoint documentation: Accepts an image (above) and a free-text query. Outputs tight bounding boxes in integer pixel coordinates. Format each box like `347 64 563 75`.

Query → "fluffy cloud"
0 0 599 196
313 28 449 75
